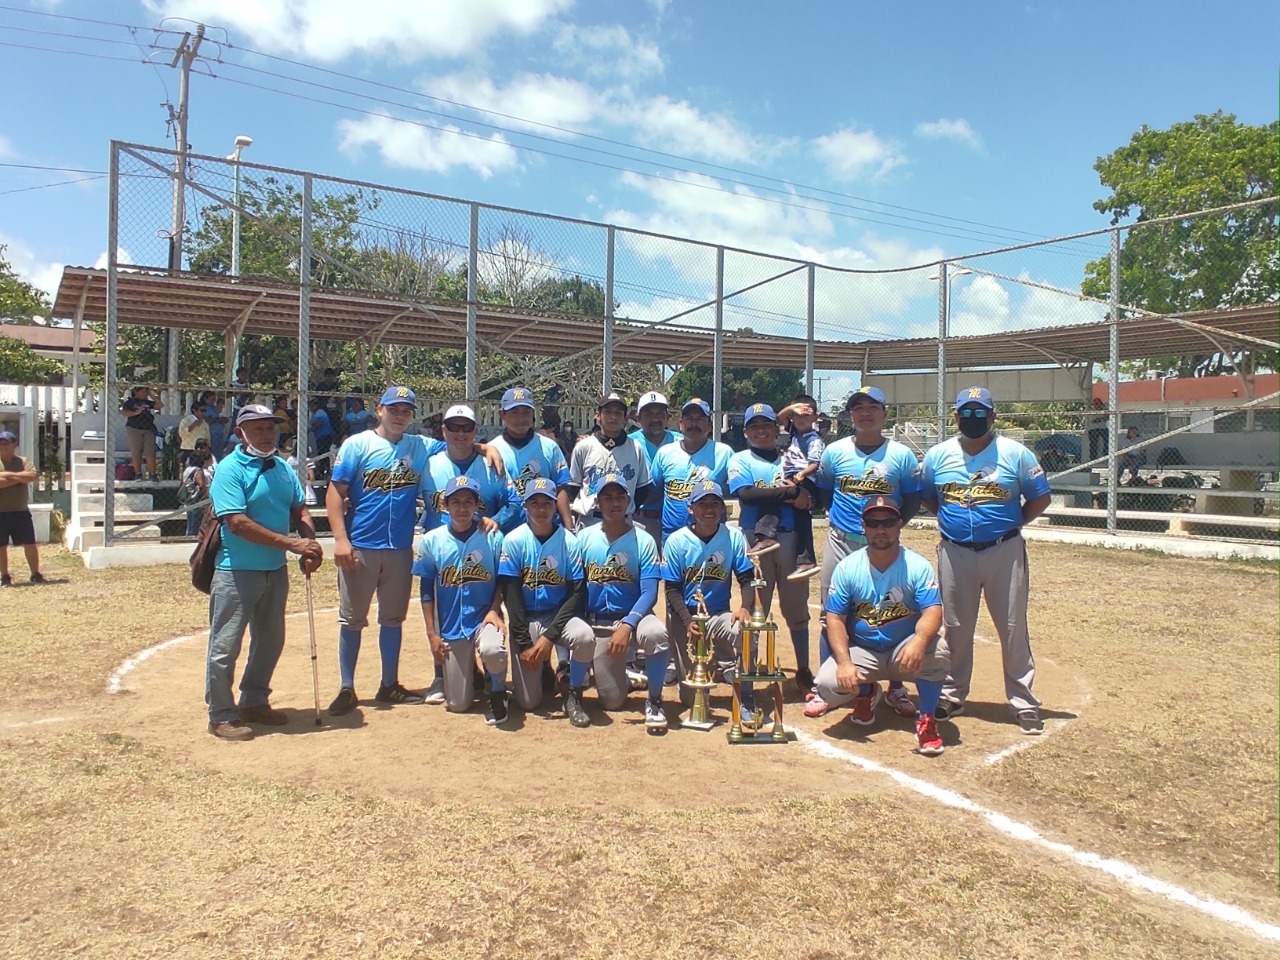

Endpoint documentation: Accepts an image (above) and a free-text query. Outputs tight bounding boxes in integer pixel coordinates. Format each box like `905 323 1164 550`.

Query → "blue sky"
1 0 1276 377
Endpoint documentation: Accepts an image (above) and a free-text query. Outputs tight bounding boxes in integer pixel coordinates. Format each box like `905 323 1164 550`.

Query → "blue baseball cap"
379 385 416 408
521 476 558 503
743 402 776 425
502 387 536 411
689 480 724 502
955 386 995 410
681 398 711 417
596 472 630 496
848 386 886 408
443 475 479 500
0 430 16 443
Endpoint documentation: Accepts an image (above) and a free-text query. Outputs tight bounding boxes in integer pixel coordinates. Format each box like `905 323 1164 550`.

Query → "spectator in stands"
1119 426 1146 483
0 430 44 586
178 401 210 454
272 395 297 442
1086 398 1109 462
342 396 374 440
181 448 215 535
200 391 229 455
121 385 161 481
230 367 252 416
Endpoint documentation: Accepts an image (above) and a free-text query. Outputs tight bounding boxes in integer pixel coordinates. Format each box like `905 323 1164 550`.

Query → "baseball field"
1 531 1276 959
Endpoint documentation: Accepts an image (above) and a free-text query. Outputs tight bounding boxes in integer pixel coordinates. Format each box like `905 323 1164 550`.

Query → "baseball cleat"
486 690 509 726
564 688 590 728
327 687 359 716
375 682 425 705
423 677 446 705
1016 708 1044 735
847 684 883 726
934 699 964 721
644 698 668 730
915 713 945 756
803 694 833 718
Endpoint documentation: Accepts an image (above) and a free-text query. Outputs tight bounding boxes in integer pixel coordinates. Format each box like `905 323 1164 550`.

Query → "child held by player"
775 393 824 580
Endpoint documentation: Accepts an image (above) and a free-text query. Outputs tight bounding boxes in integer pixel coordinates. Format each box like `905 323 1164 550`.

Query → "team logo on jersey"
522 554 567 587
939 468 1009 507
666 466 712 502
586 551 633 585
854 591 913 628
585 463 635 491
685 550 728 583
362 465 421 493
837 466 891 497
439 550 494 587
514 460 544 496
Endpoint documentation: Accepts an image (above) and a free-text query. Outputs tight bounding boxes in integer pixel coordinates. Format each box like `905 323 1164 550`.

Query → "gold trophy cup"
728 549 790 744
682 588 717 731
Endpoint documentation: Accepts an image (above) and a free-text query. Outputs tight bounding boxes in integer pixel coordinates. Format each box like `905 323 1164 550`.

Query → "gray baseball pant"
337 547 414 629
590 613 669 711
666 609 741 708
443 624 508 713
813 635 950 708
745 528 811 643
509 616 595 711
936 534 1040 712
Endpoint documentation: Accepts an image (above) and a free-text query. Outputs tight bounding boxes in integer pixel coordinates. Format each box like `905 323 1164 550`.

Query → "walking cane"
305 571 322 726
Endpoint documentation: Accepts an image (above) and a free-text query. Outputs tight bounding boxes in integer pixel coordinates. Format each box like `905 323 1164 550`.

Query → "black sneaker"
486 690 509 726
28 572 45 584
794 667 815 694
564 688 590 728
0 574 11 587
375 682 425 705
935 699 965 721
1017 708 1044 736
328 687 359 716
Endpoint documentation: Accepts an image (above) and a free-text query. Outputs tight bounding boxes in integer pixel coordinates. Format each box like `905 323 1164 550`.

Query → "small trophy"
728 550 790 744
682 588 717 731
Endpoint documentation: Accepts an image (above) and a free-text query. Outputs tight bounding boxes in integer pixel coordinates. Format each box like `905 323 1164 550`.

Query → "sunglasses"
959 408 990 419
863 516 899 529
444 422 476 433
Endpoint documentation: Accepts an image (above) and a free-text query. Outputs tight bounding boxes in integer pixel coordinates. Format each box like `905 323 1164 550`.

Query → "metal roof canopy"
52 267 1278 374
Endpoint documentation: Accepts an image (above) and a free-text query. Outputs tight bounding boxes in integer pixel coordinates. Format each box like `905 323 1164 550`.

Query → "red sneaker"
915 713 944 756
847 684 882 726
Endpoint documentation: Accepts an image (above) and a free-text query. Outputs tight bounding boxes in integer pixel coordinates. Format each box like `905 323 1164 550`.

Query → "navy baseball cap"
848 386 886 408
955 386 995 410
379 385 416 408
681 398 711 417
443 475 480 500
689 480 724 502
521 477 558 503
596 472 630 496
743 402 776 425
501 387 536 411
0 430 15 442
861 495 901 519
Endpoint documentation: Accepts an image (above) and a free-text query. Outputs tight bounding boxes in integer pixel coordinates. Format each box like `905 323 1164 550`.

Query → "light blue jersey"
413 524 503 641
629 428 683 468
330 431 434 550
922 435 1051 543
499 525 584 614
210 449 305 571
578 524 660 619
490 433 570 497
825 547 941 652
815 437 922 536
661 524 752 615
421 451 514 532
648 440 733 540
727 448 794 535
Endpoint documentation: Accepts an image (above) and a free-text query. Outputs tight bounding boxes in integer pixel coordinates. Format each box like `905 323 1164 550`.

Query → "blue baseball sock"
818 628 831 664
889 680 905 691
791 631 810 672
645 650 669 696
568 658 590 690
378 626 403 687
916 679 943 717
489 672 506 693
338 628 361 689
858 682 874 697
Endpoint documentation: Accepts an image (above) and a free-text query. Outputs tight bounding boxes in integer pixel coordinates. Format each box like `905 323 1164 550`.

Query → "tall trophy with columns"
681 588 717 730
728 545 790 744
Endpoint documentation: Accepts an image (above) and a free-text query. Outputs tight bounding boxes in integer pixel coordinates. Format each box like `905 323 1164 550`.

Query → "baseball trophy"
728 546 791 744
681 588 717 731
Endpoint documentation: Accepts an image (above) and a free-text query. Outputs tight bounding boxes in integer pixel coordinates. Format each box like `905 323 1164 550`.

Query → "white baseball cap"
443 403 476 423
637 391 668 410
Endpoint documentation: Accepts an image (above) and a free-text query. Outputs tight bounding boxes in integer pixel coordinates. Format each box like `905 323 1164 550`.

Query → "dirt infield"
1 534 1276 959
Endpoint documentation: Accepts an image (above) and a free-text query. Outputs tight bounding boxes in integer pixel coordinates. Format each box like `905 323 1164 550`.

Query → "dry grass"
0 539 1277 958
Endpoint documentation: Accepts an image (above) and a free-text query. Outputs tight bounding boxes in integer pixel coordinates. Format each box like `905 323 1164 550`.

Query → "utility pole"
164 24 205 401
814 375 830 411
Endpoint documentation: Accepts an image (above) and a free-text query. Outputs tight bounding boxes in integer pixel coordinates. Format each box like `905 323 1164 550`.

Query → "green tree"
0 244 51 322
667 364 804 411
1080 112 1278 376
0 336 65 384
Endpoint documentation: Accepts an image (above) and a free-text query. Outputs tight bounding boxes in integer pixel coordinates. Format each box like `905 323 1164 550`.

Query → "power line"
0 174 107 197
0 162 109 174
0 3 183 33
0 38 143 63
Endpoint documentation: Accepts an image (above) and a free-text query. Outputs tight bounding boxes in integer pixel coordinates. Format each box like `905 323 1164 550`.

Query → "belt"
831 528 868 546
941 529 1021 552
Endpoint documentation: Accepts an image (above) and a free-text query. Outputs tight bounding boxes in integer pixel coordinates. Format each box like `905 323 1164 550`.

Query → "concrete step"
76 493 155 512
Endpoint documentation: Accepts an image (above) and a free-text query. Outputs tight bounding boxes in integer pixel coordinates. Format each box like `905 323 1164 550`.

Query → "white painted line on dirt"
105 606 340 694
983 721 1063 764
0 716 75 730
795 730 1280 944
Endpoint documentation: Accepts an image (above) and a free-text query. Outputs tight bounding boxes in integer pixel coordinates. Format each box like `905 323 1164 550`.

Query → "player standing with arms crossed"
920 387 1052 734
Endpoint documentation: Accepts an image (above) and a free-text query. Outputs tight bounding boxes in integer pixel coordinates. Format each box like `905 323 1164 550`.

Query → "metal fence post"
1106 228 1121 535
297 174 312 487
713 246 725 441
805 264 815 395
936 262 949 437
603 226 615 395
466 203 479 405
104 142 120 549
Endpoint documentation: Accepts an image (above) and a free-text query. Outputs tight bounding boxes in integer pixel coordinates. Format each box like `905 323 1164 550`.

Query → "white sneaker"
644 698 668 729
626 666 648 691
423 677 446 705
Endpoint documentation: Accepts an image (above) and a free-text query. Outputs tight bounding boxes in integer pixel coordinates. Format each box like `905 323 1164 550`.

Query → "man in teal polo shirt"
206 404 324 741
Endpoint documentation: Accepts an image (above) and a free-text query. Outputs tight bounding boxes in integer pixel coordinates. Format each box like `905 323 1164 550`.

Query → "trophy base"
683 718 716 731
737 672 786 683
727 727 795 745
681 680 716 690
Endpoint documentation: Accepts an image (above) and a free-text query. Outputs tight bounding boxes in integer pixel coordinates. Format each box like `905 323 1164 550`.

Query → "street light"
228 135 252 381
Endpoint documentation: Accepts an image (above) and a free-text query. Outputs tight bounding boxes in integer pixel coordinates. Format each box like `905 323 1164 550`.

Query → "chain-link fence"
78 141 1276 547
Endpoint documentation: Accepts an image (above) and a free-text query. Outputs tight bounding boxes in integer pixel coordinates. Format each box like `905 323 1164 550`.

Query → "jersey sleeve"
569 441 586 485
648 448 666 487
548 440 571 487
637 531 660 580
726 453 753 495
411 534 435 578
660 535 684 582
498 532 524 579
330 436 360 485
896 446 924 496
713 446 732 487
634 441 652 488
815 446 835 490
825 562 854 617
909 554 942 611
729 529 753 577
1018 446 1052 500
806 434 826 464
920 448 938 497
423 437 446 458
565 532 585 581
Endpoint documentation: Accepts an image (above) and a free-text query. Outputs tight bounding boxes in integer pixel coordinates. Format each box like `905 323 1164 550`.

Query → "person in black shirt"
121 385 162 480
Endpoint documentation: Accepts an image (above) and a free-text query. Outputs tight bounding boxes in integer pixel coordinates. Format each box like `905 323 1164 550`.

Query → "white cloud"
0 234 65 300
626 96 775 164
425 73 604 135
92 247 136 270
812 127 906 181
145 0 571 61
914 118 983 151
552 23 663 79
337 114 519 179
0 135 15 159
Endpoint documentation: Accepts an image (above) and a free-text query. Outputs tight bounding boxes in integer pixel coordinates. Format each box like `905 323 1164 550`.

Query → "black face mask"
958 415 991 439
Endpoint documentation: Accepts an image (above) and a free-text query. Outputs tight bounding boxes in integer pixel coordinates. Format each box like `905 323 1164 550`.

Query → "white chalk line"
0 716 75 730
794 730 1280 943
105 606 340 695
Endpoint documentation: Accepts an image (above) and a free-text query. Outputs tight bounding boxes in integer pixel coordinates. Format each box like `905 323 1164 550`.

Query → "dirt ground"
0 534 1276 959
